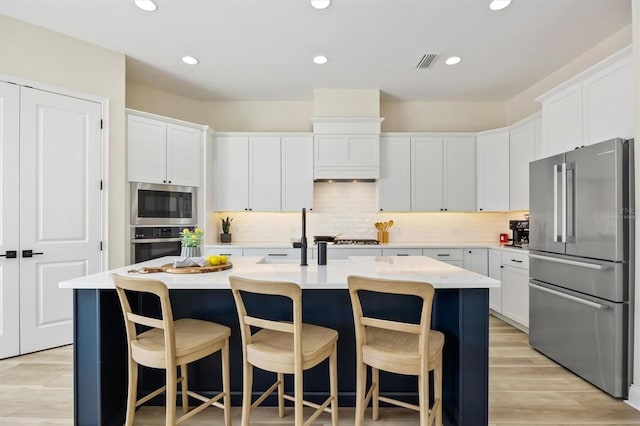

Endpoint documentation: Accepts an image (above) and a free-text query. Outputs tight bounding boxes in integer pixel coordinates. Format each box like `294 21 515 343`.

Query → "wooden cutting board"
128 263 232 274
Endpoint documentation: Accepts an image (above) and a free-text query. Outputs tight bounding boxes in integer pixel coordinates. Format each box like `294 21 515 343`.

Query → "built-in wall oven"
131 182 197 226
131 226 194 264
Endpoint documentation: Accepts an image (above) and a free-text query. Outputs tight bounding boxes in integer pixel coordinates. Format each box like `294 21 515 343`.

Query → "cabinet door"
509 117 538 211
444 136 476 211
379 136 411 212
476 130 509 211
382 248 422 256
463 249 488 275
215 136 249 211
282 136 314 212
127 114 167 184
325 248 382 260
488 249 502 312
249 136 281 211
542 81 583 157
166 123 201 187
411 136 443 211
582 55 634 145
314 135 379 167
0 82 20 358
502 266 530 328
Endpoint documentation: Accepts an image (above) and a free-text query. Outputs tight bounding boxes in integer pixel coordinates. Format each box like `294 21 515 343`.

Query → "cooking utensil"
387 220 394 229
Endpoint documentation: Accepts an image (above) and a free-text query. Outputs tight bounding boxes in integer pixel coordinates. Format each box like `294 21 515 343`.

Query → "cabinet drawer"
204 247 243 258
423 248 463 262
382 248 423 256
244 248 300 259
319 248 382 260
502 251 529 269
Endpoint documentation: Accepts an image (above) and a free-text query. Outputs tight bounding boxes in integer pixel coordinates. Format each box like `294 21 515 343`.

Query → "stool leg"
294 368 303 426
125 358 138 426
329 344 339 426
372 367 380 421
241 360 253 426
166 367 177 426
355 358 366 426
435 355 443 426
222 340 231 426
180 364 189 414
277 373 285 418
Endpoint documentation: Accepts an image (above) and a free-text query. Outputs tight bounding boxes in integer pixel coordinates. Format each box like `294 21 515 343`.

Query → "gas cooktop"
332 239 379 245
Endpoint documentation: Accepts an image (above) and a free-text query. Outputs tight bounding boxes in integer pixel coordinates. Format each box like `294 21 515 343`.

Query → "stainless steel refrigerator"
528 138 634 398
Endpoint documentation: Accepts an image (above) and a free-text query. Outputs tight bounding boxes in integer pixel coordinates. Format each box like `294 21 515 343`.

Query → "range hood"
311 117 384 181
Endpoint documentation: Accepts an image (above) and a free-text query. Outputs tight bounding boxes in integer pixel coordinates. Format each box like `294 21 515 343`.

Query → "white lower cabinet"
382 248 423 256
321 248 382 260
488 249 503 312
422 248 463 267
500 251 530 329
462 249 488 275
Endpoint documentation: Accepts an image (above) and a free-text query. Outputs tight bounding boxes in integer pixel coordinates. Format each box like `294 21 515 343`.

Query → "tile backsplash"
210 182 528 244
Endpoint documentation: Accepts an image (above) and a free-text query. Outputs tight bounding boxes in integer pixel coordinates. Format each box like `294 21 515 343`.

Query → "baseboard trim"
625 384 640 411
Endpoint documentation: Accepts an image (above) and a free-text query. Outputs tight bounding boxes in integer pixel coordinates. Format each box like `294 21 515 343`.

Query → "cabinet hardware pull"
396 254 409 256
220 253 232 256
510 259 523 263
0 250 17 259
268 253 288 257
22 250 44 258
437 254 450 257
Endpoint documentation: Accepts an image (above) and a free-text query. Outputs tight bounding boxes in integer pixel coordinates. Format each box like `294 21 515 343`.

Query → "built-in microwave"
130 182 197 226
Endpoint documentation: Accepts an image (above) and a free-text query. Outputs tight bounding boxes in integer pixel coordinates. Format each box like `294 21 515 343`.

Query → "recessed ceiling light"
134 0 157 12
489 0 512 11
313 55 328 65
182 56 199 65
445 56 461 65
311 0 331 9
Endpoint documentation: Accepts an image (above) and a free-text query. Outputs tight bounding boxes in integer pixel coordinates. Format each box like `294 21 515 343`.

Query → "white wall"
0 14 128 268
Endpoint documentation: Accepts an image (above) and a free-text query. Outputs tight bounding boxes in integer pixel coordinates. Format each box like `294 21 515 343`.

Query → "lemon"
219 255 228 265
207 255 220 265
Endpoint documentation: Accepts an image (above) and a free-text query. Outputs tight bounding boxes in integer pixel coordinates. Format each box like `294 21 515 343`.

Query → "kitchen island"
61 255 499 426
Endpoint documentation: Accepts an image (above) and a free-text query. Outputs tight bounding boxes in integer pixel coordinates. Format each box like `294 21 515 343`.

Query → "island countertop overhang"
60 255 501 290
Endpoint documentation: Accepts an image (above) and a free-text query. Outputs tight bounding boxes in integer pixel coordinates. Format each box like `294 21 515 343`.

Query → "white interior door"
0 82 20 359
19 87 102 354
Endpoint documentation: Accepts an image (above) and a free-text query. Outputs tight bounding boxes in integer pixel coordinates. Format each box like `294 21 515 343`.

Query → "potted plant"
180 228 203 257
220 216 233 243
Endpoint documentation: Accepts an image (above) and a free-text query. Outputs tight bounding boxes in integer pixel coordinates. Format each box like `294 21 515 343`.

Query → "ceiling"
0 0 631 102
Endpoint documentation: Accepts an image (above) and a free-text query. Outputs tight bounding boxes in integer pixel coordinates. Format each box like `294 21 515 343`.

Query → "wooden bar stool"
112 274 231 426
229 275 339 426
347 275 444 426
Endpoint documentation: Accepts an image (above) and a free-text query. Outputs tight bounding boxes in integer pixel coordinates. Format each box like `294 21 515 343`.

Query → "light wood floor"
2 316 640 425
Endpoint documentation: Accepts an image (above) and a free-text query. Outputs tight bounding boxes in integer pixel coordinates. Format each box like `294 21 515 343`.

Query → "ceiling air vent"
416 53 440 69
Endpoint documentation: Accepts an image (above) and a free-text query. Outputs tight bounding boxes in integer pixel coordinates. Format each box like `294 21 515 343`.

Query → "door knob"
0 250 17 259
22 250 44 258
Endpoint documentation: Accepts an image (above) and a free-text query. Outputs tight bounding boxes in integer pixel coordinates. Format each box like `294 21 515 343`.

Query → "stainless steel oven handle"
131 238 182 244
553 164 558 242
528 253 608 270
529 282 608 310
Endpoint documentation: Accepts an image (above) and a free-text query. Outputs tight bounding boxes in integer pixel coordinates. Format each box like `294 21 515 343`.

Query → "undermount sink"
256 257 301 264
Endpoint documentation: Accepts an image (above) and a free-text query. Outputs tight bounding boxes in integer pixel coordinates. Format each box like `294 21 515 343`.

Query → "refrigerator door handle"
561 162 568 243
529 253 609 270
529 281 608 310
553 163 559 242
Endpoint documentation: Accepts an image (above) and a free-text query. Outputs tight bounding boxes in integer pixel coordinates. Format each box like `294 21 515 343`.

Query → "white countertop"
60 255 500 290
206 241 528 252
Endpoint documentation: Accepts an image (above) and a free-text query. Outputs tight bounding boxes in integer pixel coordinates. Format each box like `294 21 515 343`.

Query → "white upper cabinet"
476 129 509 212
443 136 476 212
509 114 539 211
411 135 475 212
412 136 444 211
281 135 314 211
214 136 250 211
215 134 313 212
249 136 281 211
378 136 411 212
582 54 634 145
127 112 202 187
538 48 632 158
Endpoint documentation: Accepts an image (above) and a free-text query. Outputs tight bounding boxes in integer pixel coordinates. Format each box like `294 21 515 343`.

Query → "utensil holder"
377 231 389 243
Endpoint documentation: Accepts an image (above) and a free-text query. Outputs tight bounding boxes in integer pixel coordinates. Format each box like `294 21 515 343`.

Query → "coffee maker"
509 220 529 247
